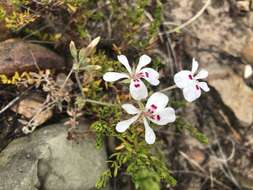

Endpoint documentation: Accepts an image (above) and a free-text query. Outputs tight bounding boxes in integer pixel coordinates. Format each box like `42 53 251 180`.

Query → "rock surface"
0 121 110 190
0 39 65 76
207 63 253 125
242 36 253 65
167 0 252 57
11 94 53 129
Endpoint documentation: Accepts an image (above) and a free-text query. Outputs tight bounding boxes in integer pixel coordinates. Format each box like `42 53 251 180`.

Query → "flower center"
132 72 148 88
143 104 161 121
132 71 149 80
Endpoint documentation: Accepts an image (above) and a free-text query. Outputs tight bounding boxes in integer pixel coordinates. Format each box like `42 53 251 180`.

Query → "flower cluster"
103 55 209 144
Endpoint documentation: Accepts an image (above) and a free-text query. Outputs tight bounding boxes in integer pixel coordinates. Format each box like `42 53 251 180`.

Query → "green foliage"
89 52 126 74
90 121 108 149
96 169 112 189
0 7 6 20
96 106 121 122
171 100 187 109
70 38 101 71
93 115 177 190
175 117 209 144
10 0 29 6
149 1 162 36
131 168 160 190
5 10 37 31
3 0 162 49
127 153 177 190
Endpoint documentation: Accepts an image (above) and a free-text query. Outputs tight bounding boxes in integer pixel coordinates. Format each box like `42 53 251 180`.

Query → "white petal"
148 107 176 125
103 72 129 82
191 58 199 74
129 79 148 100
136 54 151 72
183 84 201 102
146 92 168 111
139 68 160 86
117 55 132 74
116 115 139 133
174 70 195 89
195 69 208 79
198 82 210 92
143 118 156 144
122 104 140 115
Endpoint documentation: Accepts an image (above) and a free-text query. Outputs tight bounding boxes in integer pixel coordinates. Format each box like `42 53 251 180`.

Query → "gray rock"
0 121 110 190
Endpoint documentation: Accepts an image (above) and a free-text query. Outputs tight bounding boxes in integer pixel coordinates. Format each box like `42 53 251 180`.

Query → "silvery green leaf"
69 41 77 59
78 47 87 64
84 65 102 71
80 37 101 58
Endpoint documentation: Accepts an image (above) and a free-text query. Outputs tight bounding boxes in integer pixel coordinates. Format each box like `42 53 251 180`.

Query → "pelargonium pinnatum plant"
103 55 209 144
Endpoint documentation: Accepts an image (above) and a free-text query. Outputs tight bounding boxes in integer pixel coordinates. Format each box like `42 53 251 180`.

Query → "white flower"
116 92 176 144
174 58 210 102
103 55 160 100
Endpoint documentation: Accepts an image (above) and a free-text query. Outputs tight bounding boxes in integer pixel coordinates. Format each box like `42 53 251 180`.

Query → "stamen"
188 74 193 80
133 72 145 80
196 85 200 90
156 115 160 121
145 72 149 78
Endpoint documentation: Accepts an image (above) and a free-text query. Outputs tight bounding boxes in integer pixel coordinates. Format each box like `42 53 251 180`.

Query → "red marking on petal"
156 115 160 121
145 72 149 78
196 85 200 90
135 84 140 88
188 74 193 80
151 104 157 109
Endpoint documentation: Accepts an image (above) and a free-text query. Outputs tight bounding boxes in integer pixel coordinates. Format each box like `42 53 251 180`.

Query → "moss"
0 72 30 85
5 10 38 31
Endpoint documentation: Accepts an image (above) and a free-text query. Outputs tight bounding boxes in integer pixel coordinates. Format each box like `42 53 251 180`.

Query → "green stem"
159 85 177 92
61 67 74 90
84 98 118 107
75 71 85 98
